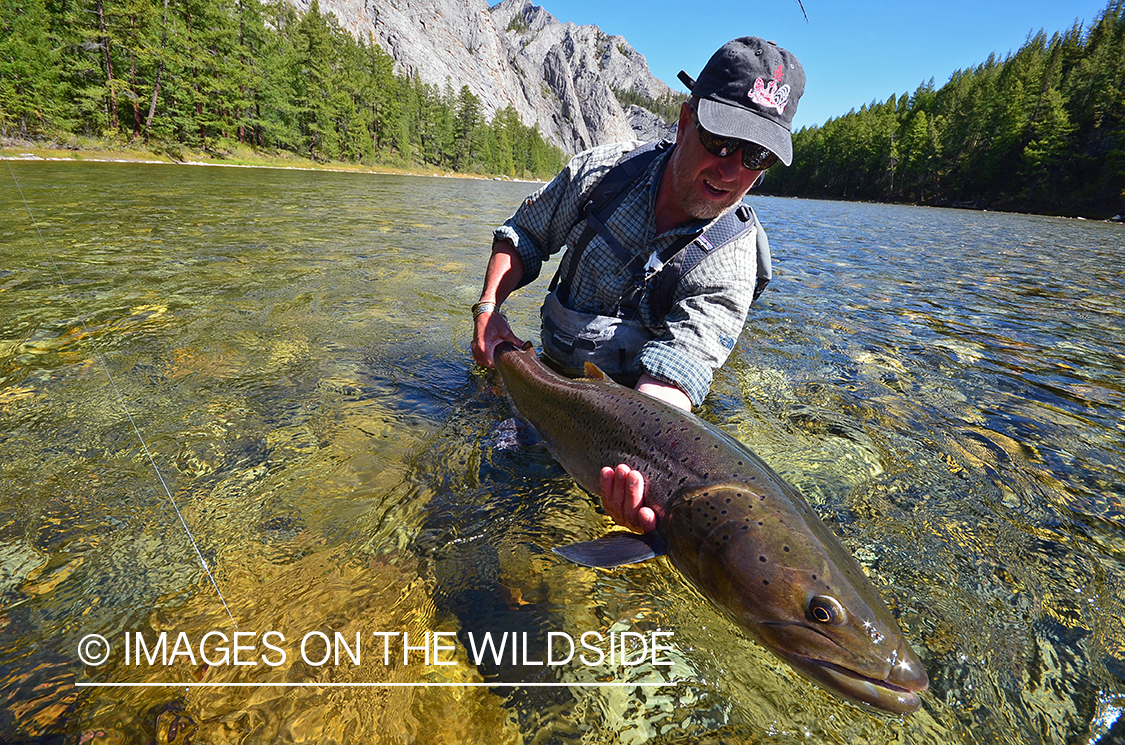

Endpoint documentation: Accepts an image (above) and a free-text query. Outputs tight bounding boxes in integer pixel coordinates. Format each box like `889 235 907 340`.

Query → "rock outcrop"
288 0 678 153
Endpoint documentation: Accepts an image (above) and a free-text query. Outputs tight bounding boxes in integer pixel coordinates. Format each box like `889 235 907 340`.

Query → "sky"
532 0 1113 130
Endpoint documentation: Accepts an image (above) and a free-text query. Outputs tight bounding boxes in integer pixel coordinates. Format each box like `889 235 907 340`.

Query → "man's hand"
472 310 524 368
600 464 658 533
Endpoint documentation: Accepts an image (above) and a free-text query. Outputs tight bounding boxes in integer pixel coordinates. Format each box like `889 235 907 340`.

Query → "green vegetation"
764 0 1125 218
612 88 687 125
505 13 531 34
0 0 568 179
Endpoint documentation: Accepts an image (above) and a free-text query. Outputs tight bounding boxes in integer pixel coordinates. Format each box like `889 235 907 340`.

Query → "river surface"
1 160 1123 744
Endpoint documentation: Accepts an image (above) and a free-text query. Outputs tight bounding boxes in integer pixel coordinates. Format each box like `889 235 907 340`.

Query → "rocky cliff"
287 0 678 153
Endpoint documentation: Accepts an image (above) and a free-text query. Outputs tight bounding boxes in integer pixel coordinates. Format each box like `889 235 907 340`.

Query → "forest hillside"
762 0 1125 218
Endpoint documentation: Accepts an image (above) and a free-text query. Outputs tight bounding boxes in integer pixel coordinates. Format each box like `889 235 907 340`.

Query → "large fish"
493 341 928 714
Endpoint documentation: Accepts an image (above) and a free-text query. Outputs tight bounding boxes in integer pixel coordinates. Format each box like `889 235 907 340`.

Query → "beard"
669 144 747 220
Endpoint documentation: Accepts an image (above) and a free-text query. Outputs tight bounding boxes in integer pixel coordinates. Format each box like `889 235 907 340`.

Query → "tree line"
0 0 569 178
612 87 685 124
762 0 1125 218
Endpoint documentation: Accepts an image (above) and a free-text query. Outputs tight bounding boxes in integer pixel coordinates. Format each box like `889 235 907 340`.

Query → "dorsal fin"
583 362 609 380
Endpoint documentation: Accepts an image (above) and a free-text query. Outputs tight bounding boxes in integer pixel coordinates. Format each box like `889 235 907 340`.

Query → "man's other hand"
600 464 658 533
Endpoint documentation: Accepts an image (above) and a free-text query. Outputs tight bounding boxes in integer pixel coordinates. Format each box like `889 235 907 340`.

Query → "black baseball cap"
678 37 805 166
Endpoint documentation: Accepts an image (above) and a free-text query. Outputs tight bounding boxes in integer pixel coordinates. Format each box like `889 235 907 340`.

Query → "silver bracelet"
471 301 497 318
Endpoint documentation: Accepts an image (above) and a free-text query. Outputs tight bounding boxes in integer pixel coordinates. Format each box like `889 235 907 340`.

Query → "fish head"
664 483 928 714
750 562 930 715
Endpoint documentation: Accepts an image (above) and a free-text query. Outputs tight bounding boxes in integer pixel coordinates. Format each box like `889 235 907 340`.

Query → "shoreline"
5 143 1117 222
0 142 545 184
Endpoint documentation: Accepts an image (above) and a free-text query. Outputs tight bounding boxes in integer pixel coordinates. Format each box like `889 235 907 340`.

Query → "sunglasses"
691 107 779 171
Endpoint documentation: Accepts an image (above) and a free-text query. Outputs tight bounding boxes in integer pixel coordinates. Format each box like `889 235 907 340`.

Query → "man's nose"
714 152 745 181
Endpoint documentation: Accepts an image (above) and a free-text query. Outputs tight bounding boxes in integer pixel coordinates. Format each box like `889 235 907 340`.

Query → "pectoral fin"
553 531 666 568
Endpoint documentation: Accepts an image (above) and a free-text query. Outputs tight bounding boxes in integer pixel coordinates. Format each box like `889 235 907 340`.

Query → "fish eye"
808 596 847 625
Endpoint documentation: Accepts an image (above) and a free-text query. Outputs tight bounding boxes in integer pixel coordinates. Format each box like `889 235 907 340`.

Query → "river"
1 160 1123 744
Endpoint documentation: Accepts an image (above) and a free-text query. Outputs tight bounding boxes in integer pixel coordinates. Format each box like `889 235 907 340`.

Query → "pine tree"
13 0 596 181
454 85 482 171
0 0 67 136
294 0 338 160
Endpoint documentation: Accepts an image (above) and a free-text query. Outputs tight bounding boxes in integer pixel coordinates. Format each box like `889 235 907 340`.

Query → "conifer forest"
2 0 1123 214
763 1 1125 218
0 0 568 178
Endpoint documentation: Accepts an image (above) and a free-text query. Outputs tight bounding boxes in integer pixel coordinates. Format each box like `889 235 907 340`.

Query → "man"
472 37 804 533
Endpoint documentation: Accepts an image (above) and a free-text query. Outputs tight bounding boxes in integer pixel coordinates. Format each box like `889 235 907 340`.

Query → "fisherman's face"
670 103 764 220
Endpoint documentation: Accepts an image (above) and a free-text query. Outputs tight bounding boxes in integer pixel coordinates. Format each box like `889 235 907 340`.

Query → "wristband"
471 301 498 318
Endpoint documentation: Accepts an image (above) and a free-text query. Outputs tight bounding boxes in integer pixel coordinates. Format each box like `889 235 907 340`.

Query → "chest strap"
549 141 668 305
549 141 770 320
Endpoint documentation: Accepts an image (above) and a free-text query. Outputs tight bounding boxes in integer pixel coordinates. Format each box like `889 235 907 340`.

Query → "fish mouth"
782 653 926 715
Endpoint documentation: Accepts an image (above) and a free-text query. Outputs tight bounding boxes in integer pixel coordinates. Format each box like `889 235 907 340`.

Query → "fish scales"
493 342 928 713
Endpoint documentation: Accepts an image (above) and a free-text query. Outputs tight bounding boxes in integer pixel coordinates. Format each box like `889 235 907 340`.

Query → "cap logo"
748 63 791 115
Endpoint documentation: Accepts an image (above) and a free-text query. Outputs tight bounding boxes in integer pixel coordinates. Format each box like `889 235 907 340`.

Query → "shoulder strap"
751 210 772 300
549 141 670 303
648 203 770 320
548 142 773 319
585 140 666 217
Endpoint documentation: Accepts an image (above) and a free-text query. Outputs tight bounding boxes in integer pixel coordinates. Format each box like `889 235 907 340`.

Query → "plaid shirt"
494 141 761 406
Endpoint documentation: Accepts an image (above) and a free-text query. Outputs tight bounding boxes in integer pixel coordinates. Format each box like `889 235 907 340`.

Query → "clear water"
1 160 1123 743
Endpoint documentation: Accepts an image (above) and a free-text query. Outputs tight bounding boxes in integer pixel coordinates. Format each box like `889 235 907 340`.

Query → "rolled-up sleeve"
492 222 543 285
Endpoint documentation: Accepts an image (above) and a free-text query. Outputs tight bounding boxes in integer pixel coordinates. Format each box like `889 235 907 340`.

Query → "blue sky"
534 0 1113 129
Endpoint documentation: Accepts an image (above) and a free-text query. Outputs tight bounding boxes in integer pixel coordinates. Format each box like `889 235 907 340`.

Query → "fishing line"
6 160 238 628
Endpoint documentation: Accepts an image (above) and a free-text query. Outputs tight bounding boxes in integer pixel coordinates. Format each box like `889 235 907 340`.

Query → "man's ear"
675 102 693 142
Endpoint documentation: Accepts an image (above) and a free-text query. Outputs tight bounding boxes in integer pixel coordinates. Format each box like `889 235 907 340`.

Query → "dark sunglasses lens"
698 128 739 158
695 111 778 170
742 146 779 170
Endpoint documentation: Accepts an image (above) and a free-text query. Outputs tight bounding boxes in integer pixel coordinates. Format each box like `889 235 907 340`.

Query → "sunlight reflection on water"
1 162 1123 743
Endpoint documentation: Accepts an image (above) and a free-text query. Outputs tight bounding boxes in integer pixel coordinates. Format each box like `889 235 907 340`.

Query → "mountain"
286 0 678 153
